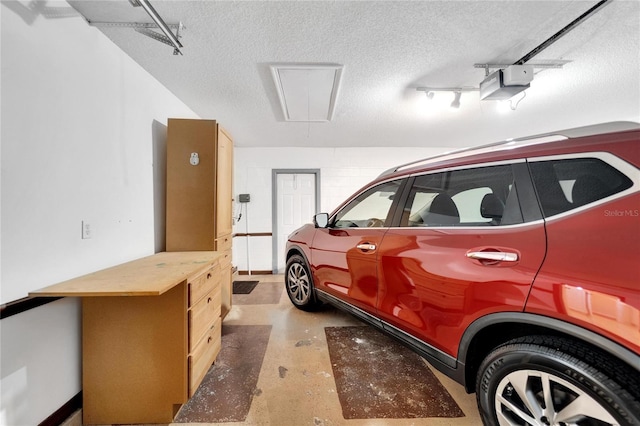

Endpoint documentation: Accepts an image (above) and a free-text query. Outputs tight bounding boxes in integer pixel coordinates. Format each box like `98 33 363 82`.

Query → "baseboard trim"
234 232 272 237
39 392 82 426
0 296 62 320
237 270 273 275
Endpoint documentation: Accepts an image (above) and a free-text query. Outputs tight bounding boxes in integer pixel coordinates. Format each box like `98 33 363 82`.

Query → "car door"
525 154 640 352
376 162 547 359
311 179 403 314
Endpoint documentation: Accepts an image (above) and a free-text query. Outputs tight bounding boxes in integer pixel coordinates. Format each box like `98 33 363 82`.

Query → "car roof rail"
379 121 640 178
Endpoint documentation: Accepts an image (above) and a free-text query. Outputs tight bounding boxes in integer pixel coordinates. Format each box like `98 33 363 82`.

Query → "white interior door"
276 173 316 273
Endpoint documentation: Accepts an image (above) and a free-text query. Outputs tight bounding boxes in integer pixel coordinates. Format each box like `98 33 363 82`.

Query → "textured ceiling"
68 0 640 148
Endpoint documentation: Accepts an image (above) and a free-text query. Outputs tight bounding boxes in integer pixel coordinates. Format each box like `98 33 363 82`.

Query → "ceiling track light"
450 91 462 109
417 87 478 109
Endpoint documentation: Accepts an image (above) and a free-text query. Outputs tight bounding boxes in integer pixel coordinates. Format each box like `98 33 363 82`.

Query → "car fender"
458 312 639 389
286 243 313 270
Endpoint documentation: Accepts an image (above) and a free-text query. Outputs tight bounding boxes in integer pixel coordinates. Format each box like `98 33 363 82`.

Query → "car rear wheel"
476 336 640 426
285 254 322 311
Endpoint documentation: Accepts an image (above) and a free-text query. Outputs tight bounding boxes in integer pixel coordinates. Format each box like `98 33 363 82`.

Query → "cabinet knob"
207 297 212 304
207 273 212 280
207 336 212 344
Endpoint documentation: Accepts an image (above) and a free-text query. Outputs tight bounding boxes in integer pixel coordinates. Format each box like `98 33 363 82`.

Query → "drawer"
189 317 222 397
188 265 220 306
189 285 221 351
218 249 232 267
215 234 232 252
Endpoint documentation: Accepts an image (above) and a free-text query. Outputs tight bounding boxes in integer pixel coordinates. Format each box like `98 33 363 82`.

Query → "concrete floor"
63 275 482 426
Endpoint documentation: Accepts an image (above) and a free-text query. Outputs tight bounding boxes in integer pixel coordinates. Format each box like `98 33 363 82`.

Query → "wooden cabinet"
187 264 223 396
29 252 223 425
166 118 234 318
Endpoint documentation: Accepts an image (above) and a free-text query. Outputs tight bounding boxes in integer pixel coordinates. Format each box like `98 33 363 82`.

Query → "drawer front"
218 249 232 267
188 265 220 306
189 284 222 351
189 317 222 397
215 234 232 252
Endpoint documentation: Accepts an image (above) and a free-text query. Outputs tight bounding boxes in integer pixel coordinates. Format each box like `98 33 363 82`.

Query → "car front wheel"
476 336 640 426
285 254 322 311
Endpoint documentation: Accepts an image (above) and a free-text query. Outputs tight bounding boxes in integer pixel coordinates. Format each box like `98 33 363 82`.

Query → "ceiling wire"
510 91 527 111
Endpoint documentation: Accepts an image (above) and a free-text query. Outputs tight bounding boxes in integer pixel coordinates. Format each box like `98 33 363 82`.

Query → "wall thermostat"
239 194 251 203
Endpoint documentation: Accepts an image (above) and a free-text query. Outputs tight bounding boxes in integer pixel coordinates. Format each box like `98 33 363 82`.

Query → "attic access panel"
270 64 343 122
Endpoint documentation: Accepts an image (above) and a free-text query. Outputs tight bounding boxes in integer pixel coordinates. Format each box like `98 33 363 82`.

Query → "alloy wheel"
495 369 618 426
287 262 310 304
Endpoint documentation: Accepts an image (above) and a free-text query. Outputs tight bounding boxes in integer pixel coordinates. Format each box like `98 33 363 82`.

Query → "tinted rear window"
529 158 633 217
400 164 524 227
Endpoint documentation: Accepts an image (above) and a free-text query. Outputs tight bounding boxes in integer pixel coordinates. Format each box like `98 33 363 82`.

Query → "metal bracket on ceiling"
87 0 184 55
88 21 185 55
135 23 183 52
474 61 570 76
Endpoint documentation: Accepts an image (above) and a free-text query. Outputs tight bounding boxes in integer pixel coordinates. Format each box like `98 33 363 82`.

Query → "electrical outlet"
82 221 92 239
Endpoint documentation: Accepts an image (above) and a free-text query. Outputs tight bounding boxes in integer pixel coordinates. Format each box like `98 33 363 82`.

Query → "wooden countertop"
29 251 222 297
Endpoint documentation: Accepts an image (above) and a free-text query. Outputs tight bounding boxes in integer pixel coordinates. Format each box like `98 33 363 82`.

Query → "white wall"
0 2 198 424
232 147 449 272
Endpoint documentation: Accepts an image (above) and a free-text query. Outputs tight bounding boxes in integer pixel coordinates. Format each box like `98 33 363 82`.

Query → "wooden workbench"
30 251 224 425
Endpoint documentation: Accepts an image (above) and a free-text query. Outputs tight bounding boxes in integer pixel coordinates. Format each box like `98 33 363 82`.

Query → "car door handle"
356 243 377 251
466 251 519 262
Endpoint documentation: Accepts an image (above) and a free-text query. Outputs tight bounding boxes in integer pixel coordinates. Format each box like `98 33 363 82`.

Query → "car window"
333 180 402 228
401 165 523 227
528 158 633 217
453 187 494 223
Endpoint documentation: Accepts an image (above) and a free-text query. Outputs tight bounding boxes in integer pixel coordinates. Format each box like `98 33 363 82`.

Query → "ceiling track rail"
514 0 612 65
420 0 608 103
474 0 611 76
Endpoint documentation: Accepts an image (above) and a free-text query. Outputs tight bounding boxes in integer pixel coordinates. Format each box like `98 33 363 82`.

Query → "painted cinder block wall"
231 147 449 273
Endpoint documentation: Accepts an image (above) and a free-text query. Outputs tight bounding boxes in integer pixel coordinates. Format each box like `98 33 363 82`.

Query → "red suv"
285 123 640 425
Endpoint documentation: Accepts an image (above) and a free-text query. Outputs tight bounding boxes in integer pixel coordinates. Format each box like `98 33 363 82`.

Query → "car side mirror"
314 213 329 228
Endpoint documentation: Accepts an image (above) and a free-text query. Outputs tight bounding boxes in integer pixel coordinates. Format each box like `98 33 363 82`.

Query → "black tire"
285 254 322 311
476 335 640 426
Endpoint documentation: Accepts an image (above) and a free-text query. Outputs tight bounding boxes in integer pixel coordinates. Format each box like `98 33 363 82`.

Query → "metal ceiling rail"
514 0 612 65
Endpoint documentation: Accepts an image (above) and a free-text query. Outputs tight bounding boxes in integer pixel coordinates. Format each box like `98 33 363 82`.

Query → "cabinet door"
166 119 217 251
216 127 234 238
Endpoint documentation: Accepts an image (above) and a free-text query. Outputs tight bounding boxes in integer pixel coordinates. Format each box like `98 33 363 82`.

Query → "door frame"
272 169 321 274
